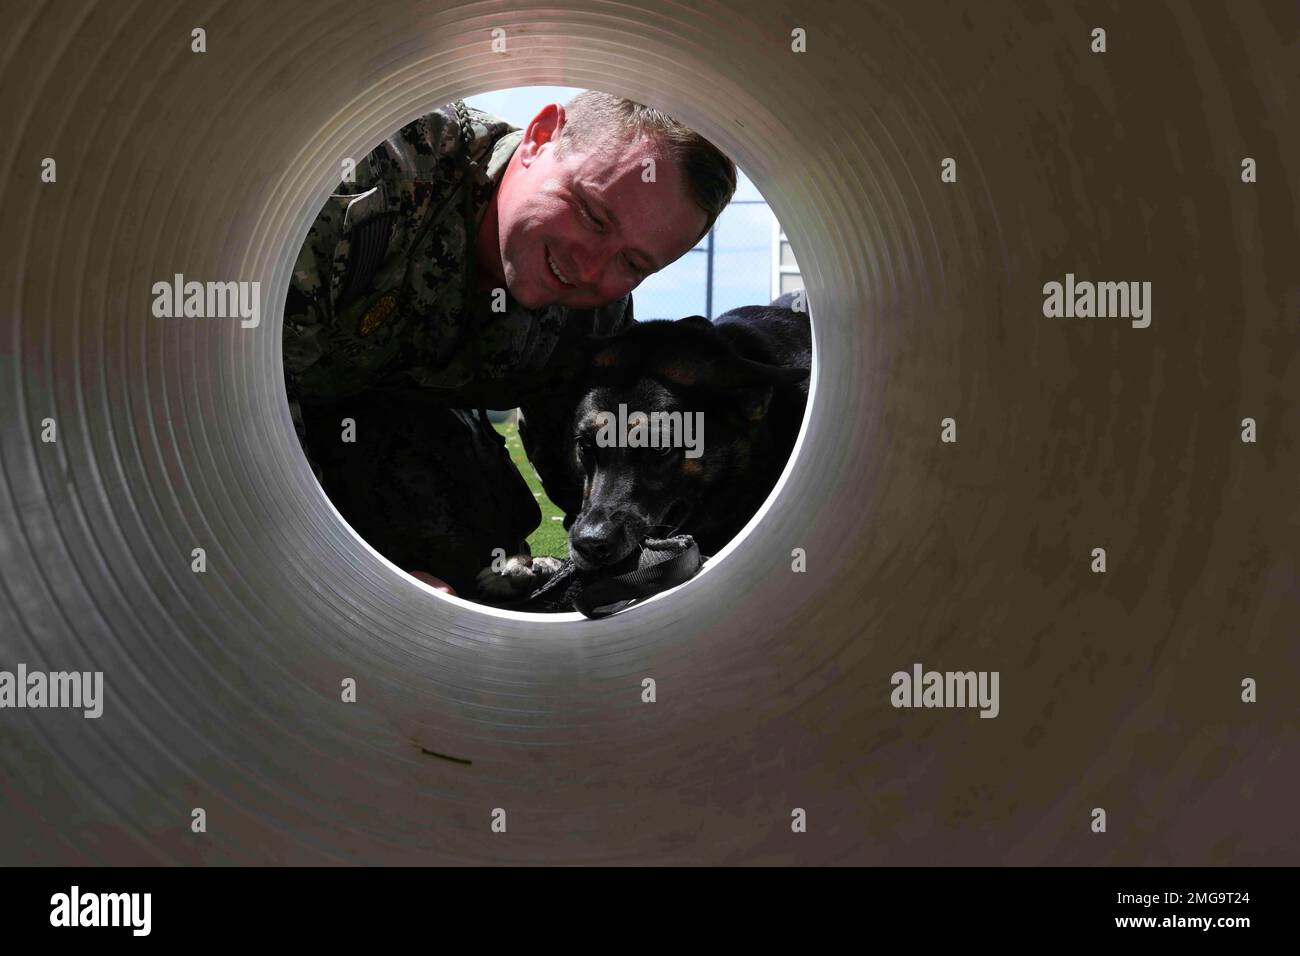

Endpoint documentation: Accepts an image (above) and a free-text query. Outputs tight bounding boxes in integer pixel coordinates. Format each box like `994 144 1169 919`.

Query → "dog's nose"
570 519 617 566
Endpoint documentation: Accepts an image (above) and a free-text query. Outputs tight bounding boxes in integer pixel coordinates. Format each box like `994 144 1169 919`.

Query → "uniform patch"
359 290 399 337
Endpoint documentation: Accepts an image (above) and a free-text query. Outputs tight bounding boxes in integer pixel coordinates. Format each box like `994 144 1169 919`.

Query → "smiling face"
480 104 710 310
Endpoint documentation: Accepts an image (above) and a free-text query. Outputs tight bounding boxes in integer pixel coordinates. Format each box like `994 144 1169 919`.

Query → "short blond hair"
554 91 738 244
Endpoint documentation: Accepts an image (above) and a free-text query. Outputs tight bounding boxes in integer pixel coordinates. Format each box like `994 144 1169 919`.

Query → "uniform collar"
483 128 524 184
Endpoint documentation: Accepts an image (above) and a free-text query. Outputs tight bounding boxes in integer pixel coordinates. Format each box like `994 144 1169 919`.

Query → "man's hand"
408 571 457 595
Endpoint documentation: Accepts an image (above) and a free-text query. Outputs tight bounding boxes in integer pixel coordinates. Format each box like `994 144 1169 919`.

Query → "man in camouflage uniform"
284 93 736 595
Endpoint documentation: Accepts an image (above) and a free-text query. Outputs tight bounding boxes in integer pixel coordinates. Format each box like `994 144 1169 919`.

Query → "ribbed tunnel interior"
0 1 1296 864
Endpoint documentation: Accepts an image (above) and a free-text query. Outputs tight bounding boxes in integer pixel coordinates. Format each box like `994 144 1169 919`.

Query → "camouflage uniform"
284 101 634 593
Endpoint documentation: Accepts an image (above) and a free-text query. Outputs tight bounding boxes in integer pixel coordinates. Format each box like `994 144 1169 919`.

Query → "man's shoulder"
361 102 516 187
463 104 518 143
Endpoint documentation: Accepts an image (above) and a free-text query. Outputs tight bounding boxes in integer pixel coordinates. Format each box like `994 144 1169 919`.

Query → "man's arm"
280 105 479 596
280 124 405 483
283 217 342 486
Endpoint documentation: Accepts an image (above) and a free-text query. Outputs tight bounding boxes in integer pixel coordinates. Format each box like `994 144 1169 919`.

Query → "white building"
771 213 803 300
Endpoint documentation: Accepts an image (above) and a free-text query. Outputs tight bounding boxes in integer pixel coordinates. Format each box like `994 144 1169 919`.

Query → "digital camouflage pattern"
283 102 634 591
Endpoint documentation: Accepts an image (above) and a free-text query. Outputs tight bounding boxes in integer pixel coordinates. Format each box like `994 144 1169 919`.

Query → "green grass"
493 418 570 559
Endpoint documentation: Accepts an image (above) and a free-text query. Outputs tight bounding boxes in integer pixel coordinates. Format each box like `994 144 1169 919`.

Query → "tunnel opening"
279 84 819 621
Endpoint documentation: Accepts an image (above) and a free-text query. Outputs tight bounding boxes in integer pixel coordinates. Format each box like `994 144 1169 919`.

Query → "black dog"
477 293 811 607
568 295 811 566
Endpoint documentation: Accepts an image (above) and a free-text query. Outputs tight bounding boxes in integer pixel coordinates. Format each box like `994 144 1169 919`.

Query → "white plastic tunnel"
0 1 1296 863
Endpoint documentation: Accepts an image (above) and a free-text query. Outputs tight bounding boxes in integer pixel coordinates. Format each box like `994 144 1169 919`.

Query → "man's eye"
579 203 603 230
623 255 645 276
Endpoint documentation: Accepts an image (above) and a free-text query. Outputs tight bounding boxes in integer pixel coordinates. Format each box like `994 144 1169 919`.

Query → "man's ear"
550 103 567 139
519 103 564 165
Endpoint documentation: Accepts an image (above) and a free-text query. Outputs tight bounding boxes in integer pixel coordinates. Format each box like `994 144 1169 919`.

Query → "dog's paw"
530 556 565 578
475 555 564 602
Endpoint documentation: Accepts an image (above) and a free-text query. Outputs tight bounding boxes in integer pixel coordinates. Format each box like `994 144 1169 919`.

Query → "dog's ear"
693 343 807 424
675 318 808 391
717 355 809 389
633 317 719 387
592 315 807 404
689 348 808 398
587 319 696 372
592 316 719 382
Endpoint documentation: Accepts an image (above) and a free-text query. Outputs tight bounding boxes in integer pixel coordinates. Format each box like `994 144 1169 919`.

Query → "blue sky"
465 86 778 321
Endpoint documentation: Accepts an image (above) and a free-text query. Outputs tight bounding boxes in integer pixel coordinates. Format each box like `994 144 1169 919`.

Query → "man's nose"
569 241 612 288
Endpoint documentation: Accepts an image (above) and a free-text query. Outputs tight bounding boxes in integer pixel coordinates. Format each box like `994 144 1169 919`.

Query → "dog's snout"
570 504 645 569
570 517 617 565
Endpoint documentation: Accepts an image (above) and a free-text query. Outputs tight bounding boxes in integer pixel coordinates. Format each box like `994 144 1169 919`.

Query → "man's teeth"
548 252 572 287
